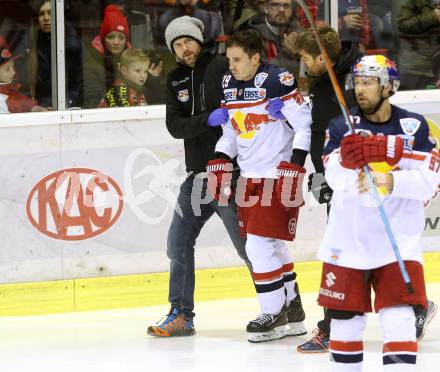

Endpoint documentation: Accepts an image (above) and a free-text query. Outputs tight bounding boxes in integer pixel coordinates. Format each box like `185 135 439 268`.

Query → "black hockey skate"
286 292 307 337
415 300 438 341
246 306 289 343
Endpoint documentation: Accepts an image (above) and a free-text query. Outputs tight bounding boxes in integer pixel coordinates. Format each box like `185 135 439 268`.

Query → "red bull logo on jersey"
231 111 275 139
278 71 295 86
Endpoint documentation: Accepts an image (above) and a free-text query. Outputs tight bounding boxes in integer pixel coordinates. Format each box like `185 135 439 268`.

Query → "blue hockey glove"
207 108 229 127
266 97 286 120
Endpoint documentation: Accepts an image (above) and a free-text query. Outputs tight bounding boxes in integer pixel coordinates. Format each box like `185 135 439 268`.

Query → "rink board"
0 92 440 314
1 252 439 316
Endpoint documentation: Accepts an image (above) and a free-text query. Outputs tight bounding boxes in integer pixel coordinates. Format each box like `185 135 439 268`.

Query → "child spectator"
99 48 149 107
0 46 48 113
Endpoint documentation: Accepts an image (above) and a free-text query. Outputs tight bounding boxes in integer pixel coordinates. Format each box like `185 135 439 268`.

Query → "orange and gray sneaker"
147 307 196 337
296 328 329 353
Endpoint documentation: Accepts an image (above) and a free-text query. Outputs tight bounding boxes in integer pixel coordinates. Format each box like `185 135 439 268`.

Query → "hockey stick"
294 0 414 293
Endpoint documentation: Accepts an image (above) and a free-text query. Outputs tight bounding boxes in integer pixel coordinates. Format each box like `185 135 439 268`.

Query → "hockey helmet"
346 55 400 93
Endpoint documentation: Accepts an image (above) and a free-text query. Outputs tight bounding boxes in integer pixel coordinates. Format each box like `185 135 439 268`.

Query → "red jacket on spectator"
0 82 36 113
296 0 319 29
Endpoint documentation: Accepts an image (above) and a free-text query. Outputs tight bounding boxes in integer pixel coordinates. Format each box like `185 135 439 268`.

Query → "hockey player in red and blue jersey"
206 29 313 343
318 55 439 371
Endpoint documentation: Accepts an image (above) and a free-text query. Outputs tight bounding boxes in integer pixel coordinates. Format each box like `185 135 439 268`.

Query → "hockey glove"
276 161 306 208
207 108 229 127
266 97 286 120
207 158 233 202
340 133 404 170
308 173 333 204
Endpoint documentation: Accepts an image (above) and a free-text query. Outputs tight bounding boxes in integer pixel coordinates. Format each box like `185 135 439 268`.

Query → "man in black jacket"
294 25 360 207
293 25 361 353
147 16 250 338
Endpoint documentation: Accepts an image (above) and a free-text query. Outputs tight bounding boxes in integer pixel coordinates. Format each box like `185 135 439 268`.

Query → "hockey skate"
297 328 329 353
286 288 307 336
246 306 289 343
415 300 438 341
147 307 196 337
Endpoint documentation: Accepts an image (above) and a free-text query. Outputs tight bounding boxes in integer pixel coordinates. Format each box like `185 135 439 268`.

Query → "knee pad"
245 234 276 264
273 239 293 265
330 314 367 341
379 306 416 342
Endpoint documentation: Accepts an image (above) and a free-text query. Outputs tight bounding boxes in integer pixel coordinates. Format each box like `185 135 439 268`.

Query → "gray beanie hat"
165 16 204 53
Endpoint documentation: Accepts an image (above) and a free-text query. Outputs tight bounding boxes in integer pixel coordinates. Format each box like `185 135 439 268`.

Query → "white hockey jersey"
215 63 312 178
318 105 440 269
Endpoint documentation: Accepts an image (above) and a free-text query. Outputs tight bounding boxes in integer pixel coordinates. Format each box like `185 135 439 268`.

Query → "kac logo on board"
26 168 123 241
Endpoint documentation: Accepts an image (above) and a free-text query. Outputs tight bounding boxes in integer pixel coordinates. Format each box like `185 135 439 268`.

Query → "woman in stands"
81 4 131 108
14 0 82 108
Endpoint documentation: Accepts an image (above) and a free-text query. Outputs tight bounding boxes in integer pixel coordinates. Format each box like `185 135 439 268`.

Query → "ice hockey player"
317 55 440 371
206 29 312 343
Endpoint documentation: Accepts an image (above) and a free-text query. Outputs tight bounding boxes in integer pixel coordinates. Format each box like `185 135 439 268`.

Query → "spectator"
398 0 440 90
143 55 166 105
248 0 303 74
0 46 48 113
295 0 320 29
293 25 361 176
225 0 267 32
13 0 82 108
98 48 150 107
337 0 371 52
81 4 131 108
146 16 251 338
158 1 223 43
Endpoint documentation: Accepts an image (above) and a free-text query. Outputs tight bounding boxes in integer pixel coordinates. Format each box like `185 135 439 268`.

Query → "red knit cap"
100 5 130 41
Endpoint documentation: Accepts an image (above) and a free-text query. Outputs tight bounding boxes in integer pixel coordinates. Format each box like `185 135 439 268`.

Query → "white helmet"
346 55 400 93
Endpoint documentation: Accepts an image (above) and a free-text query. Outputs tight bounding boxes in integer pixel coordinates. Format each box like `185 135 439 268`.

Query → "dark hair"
226 29 263 59
31 0 50 18
27 0 51 99
294 25 341 62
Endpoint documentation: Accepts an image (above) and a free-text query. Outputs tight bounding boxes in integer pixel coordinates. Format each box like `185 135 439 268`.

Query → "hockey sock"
273 239 297 304
329 315 367 372
379 306 417 371
246 234 285 314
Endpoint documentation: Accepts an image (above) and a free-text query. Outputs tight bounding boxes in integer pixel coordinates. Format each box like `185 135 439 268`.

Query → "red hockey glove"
340 134 404 170
275 161 306 208
207 158 233 202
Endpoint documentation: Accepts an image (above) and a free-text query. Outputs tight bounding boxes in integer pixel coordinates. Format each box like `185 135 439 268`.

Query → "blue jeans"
167 174 249 318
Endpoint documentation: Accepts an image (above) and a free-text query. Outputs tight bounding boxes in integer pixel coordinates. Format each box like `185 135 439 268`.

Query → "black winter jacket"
308 41 361 133
14 26 82 107
166 42 228 173
247 14 302 75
